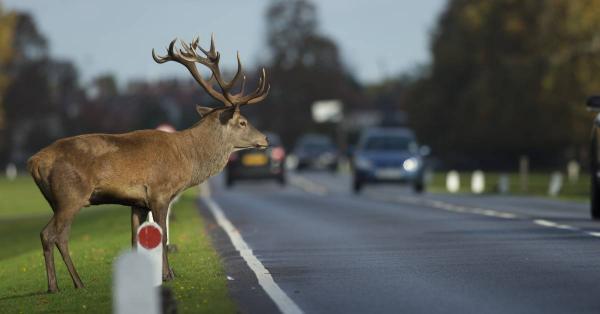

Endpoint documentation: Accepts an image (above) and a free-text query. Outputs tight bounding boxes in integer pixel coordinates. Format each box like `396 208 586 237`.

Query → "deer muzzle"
255 136 269 149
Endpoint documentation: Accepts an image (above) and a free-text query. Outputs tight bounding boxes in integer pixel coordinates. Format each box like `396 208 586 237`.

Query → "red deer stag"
28 35 270 293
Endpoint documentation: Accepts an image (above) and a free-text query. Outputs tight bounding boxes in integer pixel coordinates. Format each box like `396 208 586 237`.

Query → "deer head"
153 35 270 150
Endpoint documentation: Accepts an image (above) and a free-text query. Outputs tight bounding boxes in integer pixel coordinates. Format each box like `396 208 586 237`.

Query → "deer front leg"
131 206 148 248
151 204 174 281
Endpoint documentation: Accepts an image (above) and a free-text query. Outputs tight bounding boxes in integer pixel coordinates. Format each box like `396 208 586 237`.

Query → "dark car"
352 128 426 193
587 96 600 219
225 132 286 187
293 134 338 171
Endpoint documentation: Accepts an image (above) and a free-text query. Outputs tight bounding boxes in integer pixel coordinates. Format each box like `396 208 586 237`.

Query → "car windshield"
363 135 416 152
303 142 332 152
298 136 334 152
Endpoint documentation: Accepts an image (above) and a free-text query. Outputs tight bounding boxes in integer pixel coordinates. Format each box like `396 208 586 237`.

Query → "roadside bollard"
113 251 160 314
567 160 580 183
471 170 485 194
498 174 510 194
446 170 460 193
548 172 563 196
5 163 17 181
137 221 163 286
519 156 529 192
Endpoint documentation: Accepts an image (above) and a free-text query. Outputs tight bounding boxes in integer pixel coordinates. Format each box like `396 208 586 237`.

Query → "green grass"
0 176 236 313
0 176 50 218
427 171 590 201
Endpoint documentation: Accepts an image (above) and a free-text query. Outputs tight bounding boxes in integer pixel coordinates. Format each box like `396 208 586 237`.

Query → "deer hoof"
167 244 178 253
163 269 175 282
47 287 59 294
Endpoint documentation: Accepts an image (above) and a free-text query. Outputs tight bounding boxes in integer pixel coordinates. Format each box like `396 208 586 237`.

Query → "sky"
3 0 447 85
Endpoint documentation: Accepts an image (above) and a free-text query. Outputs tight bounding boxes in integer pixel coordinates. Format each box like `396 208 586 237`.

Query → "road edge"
196 183 303 314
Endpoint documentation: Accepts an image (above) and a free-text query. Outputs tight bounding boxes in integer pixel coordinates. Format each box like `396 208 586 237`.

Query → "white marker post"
113 251 160 314
548 172 563 197
471 170 485 194
446 170 460 193
137 221 163 286
5 163 17 181
567 160 580 183
498 174 510 194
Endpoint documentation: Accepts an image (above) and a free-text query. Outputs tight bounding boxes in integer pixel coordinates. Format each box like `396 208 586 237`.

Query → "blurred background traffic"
0 0 598 198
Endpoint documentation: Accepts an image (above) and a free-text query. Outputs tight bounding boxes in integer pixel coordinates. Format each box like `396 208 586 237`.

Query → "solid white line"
201 195 303 314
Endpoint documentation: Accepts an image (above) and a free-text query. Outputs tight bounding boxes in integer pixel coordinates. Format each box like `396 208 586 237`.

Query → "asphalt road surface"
198 171 600 314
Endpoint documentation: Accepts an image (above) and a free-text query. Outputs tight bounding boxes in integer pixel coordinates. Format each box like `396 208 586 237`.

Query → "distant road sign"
312 100 343 123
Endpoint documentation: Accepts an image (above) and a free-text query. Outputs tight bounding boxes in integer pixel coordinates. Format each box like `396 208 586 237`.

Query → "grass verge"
0 176 236 313
427 171 589 201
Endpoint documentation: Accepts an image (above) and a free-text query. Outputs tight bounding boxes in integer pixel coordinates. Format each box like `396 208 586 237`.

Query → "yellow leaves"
462 4 484 30
459 2 494 31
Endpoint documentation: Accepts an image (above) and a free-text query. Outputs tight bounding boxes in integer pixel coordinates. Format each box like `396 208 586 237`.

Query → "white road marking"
291 174 599 240
288 174 328 196
533 219 558 228
199 184 303 314
587 232 600 237
534 219 578 231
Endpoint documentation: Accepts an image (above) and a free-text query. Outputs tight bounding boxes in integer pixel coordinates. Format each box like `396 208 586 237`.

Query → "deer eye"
240 121 247 127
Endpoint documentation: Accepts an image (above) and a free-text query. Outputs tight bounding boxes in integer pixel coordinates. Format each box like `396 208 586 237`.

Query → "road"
198 171 600 314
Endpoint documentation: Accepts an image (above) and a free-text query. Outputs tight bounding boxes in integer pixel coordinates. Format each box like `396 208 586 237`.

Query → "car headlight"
355 156 373 170
403 157 420 172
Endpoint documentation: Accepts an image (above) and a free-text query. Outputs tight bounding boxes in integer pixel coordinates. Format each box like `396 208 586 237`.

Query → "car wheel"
353 177 363 194
413 182 425 194
591 130 600 220
329 163 338 173
278 174 287 186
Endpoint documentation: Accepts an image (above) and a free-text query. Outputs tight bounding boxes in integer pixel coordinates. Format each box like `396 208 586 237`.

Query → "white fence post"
498 174 510 194
471 170 485 194
113 251 160 314
567 160 580 183
519 156 529 192
5 163 17 180
548 172 563 196
136 221 163 286
446 171 460 193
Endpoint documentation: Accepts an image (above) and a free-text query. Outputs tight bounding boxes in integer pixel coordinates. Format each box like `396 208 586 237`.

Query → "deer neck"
179 117 234 186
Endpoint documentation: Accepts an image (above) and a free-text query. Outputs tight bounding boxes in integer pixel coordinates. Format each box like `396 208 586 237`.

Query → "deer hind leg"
131 206 148 248
54 207 85 289
40 217 59 293
40 207 83 292
56 218 84 289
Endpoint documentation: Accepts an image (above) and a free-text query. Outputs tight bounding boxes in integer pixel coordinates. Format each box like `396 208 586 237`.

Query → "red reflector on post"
138 225 162 249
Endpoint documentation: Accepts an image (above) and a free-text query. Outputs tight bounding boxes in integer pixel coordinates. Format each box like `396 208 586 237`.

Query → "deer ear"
196 105 212 117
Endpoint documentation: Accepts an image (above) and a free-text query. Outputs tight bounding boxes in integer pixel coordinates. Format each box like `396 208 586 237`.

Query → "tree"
256 0 362 148
1 12 51 164
404 0 600 169
0 4 18 153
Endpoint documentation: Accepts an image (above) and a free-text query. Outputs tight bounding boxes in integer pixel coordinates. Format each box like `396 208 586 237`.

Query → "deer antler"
152 35 270 108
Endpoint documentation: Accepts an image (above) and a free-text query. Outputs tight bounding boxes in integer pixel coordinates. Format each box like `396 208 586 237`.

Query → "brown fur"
28 106 267 293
